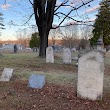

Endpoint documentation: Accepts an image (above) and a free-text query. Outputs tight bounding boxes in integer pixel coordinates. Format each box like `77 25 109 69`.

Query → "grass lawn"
0 52 78 86
0 51 110 110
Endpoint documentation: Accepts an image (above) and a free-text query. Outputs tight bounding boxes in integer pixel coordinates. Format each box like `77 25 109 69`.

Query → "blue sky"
0 0 102 41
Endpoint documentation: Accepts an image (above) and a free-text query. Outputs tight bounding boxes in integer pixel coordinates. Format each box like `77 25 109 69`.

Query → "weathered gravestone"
0 68 14 82
96 38 104 51
28 74 45 89
63 48 71 64
77 50 104 100
46 46 54 63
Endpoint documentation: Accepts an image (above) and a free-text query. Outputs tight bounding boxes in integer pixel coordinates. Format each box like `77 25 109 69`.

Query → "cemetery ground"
0 50 110 110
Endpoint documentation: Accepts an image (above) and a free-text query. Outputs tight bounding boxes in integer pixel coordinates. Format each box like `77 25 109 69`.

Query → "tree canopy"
90 0 110 46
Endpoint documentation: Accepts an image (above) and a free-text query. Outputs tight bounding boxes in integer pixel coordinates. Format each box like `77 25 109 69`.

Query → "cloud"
82 5 100 15
87 17 96 22
69 0 92 5
64 20 77 25
7 0 16 1
69 0 82 4
65 0 95 9
1 4 11 10
56 0 86 7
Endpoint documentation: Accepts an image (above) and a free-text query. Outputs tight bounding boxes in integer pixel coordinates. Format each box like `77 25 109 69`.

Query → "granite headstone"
28 74 45 89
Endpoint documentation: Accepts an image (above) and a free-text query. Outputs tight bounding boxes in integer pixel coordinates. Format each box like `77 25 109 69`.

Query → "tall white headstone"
46 46 54 63
63 48 71 64
0 68 14 82
77 50 104 100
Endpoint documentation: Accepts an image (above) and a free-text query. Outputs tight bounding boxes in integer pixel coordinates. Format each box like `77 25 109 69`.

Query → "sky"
0 0 102 41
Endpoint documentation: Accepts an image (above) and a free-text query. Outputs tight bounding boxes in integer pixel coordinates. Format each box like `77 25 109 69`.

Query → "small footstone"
28 74 45 89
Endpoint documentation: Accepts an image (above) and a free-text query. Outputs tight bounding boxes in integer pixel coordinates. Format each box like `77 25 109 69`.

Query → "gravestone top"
0 68 14 82
77 50 104 100
28 74 46 89
79 50 104 63
97 38 103 45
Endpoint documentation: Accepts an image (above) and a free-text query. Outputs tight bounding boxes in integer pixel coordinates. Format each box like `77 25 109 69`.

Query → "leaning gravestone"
77 50 104 100
46 46 54 63
63 48 71 64
28 74 45 89
0 68 14 82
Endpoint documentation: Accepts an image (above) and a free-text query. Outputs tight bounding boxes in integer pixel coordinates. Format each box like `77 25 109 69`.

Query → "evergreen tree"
0 12 4 35
90 0 110 46
29 32 40 48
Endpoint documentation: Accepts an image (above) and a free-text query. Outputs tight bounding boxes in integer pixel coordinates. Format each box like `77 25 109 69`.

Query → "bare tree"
4 0 94 57
49 28 61 45
32 0 94 57
16 28 31 47
59 25 79 48
79 25 93 49
80 25 93 40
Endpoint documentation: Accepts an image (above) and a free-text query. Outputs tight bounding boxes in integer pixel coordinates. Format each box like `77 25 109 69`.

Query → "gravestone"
46 46 54 63
63 48 71 64
28 74 45 89
0 68 14 82
77 50 104 100
96 38 104 51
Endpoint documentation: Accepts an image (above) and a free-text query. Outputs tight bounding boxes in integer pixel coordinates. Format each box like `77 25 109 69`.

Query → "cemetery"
0 0 110 109
0 49 110 110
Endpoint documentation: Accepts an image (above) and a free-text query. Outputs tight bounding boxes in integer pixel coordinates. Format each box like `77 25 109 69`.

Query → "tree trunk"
33 0 56 58
39 29 48 57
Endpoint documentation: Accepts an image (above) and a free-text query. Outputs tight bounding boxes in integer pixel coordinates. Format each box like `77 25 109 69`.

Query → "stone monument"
96 37 104 51
0 68 14 82
77 50 104 100
46 46 54 63
63 48 71 64
28 74 45 89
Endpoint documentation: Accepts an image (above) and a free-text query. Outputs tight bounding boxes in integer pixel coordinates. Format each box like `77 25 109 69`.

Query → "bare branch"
52 23 93 29
22 13 34 25
55 4 76 11
57 0 94 27
54 14 61 19
4 0 6 4
8 13 34 26
29 0 33 6
81 0 86 5
55 12 83 23
0 23 4 26
54 0 69 12
0 27 5 29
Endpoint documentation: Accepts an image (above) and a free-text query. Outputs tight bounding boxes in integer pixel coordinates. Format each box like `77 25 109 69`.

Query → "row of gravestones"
0 50 104 101
46 46 72 64
0 68 45 88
